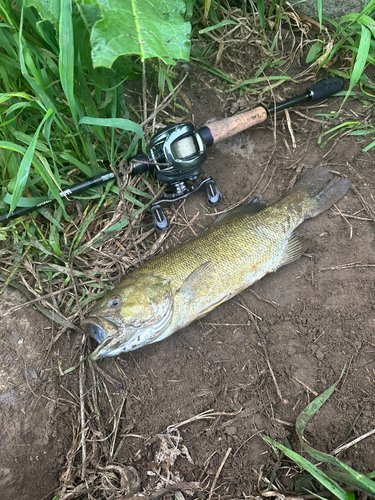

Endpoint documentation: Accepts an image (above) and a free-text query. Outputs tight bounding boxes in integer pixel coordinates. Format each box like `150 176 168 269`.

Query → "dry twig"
207 447 232 500
332 427 375 455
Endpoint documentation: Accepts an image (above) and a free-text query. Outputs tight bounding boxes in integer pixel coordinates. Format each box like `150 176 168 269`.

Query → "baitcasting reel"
131 123 222 231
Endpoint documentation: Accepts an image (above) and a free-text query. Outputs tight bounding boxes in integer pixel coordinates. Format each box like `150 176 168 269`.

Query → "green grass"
307 0 375 101
1 0 374 244
1 2 374 496
263 368 375 499
191 0 293 95
0 0 191 235
0 1 142 226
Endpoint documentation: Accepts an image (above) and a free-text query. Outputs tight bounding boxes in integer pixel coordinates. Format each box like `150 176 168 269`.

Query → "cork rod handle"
207 106 268 145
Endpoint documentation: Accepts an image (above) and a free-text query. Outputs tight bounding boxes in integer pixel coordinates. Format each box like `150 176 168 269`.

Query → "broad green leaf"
306 41 323 63
23 0 60 28
90 0 191 68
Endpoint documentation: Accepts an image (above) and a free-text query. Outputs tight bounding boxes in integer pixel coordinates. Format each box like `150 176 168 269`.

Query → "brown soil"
1 73 374 500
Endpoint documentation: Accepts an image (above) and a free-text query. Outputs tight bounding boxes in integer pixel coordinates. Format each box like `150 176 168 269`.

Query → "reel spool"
149 123 207 182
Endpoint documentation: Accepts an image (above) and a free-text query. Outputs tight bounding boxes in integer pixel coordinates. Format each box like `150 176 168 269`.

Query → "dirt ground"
1 69 375 500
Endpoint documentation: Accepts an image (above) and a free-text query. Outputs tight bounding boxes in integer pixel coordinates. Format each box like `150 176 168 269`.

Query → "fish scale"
81 165 350 360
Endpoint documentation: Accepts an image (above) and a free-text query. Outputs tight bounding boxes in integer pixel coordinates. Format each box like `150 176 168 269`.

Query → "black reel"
139 123 222 231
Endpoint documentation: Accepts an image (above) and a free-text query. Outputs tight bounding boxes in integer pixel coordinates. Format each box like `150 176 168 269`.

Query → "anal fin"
279 231 307 267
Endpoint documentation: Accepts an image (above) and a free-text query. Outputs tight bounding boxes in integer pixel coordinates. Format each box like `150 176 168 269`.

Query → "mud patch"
0 288 75 500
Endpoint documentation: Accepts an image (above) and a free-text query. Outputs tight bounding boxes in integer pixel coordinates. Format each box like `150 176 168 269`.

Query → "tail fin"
293 165 351 219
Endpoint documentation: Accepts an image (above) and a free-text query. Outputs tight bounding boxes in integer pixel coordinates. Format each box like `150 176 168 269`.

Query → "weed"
263 368 375 499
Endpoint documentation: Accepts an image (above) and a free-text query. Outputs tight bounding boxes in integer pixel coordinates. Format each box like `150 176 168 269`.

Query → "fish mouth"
89 337 122 361
81 316 118 344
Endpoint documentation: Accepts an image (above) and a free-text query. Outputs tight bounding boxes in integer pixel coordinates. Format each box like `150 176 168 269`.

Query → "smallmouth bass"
82 165 350 360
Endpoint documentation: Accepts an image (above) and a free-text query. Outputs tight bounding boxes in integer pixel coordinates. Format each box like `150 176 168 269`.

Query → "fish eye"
108 296 121 307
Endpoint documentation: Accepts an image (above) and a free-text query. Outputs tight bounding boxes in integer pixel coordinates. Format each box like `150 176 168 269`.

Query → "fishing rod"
0 76 344 230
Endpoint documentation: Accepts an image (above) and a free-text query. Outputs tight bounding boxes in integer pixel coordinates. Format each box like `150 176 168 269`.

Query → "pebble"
316 349 325 360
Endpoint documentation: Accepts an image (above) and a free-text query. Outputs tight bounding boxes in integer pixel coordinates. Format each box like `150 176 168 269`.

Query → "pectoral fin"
178 262 212 300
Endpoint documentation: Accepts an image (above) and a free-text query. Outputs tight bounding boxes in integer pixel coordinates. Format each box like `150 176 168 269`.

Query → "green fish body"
82 166 350 360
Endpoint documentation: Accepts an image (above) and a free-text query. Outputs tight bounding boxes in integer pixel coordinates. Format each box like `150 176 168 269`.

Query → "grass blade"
256 0 265 33
341 24 372 107
79 116 144 138
262 436 348 500
199 19 238 35
263 367 375 497
59 0 77 125
317 0 323 29
350 25 371 90
295 367 375 497
327 469 375 496
8 108 54 213
363 138 375 151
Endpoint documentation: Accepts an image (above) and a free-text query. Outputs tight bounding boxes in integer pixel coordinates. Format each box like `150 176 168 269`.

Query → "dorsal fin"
212 196 266 226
